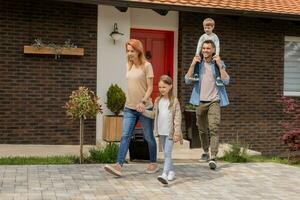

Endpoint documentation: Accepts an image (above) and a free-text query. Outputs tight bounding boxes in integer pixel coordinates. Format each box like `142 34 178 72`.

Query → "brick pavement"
0 162 299 200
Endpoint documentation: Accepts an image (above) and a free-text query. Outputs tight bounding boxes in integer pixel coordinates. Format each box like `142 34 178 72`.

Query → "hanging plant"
31 38 79 59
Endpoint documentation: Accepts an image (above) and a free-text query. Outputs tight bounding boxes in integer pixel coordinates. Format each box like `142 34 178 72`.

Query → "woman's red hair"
126 39 146 70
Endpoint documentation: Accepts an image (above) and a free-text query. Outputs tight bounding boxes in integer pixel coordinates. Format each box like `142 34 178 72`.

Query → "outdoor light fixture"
110 23 124 44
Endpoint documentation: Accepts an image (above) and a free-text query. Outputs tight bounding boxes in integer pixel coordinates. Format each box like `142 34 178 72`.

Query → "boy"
195 18 223 86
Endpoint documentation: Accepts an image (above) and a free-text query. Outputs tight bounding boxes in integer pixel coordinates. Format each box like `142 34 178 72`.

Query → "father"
185 40 230 170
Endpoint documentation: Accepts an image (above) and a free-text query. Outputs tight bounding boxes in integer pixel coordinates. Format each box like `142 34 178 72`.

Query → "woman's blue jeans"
117 107 157 166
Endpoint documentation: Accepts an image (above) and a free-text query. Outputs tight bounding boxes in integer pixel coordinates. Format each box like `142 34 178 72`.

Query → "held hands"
136 102 146 113
173 134 181 143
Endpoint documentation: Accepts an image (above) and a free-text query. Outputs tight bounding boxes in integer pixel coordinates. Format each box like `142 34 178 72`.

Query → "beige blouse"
125 62 154 109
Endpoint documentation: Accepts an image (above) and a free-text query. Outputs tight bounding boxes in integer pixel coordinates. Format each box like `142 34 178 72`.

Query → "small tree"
279 97 300 161
106 84 126 116
64 86 102 163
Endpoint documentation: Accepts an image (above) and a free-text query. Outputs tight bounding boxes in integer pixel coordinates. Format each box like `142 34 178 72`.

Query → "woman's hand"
136 103 146 113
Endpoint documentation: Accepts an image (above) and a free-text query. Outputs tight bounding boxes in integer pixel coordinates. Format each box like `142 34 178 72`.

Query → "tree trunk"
79 118 84 164
287 150 291 164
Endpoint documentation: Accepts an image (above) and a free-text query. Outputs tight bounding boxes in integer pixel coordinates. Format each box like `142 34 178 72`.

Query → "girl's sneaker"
167 171 175 181
157 173 168 185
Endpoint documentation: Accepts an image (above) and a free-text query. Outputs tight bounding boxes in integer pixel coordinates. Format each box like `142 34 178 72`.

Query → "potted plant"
102 84 126 142
64 86 102 164
184 104 201 148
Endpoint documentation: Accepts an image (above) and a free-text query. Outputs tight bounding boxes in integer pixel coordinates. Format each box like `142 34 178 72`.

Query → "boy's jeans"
160 135 174 173
196 101 221 159
117 107 157 165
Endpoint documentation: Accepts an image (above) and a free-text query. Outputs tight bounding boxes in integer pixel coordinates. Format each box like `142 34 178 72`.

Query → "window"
284 36 300 96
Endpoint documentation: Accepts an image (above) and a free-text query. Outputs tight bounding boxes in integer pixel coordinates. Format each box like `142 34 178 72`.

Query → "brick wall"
178 13 300 155
0 0 98 144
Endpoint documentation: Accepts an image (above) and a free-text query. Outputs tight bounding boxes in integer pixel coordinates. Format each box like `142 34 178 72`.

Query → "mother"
104 39 158 177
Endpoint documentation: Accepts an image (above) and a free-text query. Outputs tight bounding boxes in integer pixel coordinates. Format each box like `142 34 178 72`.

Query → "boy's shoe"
104 164 122 177
199 153 210 162
208 159 217 170
146 163 159 174
167 171 175 181
216 77 224 87
157 173 168 185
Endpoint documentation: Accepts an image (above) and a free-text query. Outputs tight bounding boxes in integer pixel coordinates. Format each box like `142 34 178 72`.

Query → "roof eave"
55 0 300 21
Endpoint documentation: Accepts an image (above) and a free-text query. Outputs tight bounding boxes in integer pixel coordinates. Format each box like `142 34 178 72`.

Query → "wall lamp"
110 23 124 44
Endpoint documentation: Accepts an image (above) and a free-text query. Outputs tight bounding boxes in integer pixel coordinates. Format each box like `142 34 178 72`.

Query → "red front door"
130 29 174 101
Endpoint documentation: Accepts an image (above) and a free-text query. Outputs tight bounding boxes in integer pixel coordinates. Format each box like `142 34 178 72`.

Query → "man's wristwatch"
140 100 146 105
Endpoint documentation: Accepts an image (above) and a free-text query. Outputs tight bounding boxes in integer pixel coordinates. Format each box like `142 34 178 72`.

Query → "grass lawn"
218 142 300 167
246 155 300 166
0 143 119 165
0 156 77 165
219 154 300 167
0 155 299 166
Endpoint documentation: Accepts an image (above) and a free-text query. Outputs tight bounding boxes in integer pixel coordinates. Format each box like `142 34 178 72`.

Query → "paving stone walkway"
0 162 299 200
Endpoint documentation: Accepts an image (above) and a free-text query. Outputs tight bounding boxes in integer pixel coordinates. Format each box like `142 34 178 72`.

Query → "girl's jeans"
160 135 174 173
117 107 157 166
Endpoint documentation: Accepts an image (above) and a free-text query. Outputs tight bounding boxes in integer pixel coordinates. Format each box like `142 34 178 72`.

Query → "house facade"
1 0 299 155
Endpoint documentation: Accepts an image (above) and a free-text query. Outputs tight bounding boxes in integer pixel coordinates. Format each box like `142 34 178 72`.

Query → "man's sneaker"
146 163 159 174
167 171 175 181
157 173 168 185
208 159 217 170
199 153 210 162
216 77 224 87
104 164 122 177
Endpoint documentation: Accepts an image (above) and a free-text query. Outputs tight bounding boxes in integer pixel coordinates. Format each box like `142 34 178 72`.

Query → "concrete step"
0 143 261 160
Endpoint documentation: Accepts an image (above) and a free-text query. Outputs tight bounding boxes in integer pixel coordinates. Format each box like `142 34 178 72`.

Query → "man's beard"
203 53 212 59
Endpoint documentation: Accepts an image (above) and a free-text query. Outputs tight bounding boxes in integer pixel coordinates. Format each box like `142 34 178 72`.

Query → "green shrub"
88 143 119 163
106 84 126 116
221 142 249 163
64 86 102 120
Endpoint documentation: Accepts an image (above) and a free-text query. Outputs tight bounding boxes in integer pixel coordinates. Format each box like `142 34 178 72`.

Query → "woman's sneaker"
146 163 159 174
157 173 168 185
104 164 122 177
167 171 175 181
208 159 217 170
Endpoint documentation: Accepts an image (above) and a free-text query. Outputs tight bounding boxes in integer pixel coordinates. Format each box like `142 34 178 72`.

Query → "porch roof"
59 0 300 21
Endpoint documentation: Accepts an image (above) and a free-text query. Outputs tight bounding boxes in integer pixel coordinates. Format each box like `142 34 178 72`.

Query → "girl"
104 39 158 177
143 75 183 185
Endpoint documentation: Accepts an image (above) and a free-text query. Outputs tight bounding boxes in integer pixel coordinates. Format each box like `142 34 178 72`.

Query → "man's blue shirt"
185 60 230 107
